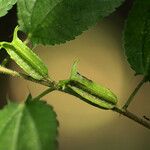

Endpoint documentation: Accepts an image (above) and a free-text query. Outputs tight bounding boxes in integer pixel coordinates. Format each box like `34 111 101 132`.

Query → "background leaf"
17 0 124 45
0 0 17 17
123 0 150 79
0 99 58 150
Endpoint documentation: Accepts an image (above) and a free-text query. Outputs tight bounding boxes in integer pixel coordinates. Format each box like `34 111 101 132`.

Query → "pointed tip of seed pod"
70 59 80 78
13 26 19 41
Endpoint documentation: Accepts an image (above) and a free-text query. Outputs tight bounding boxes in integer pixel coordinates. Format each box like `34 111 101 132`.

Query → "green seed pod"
0 26 48 80
66 61 118 109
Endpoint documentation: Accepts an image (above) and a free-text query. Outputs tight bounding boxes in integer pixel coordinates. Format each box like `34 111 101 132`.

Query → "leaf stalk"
122 77 147 110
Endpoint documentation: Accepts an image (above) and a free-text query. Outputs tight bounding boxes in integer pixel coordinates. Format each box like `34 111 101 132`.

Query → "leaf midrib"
30 0 63 33
25 105 42 150
0 104 25 150
11 104 25 150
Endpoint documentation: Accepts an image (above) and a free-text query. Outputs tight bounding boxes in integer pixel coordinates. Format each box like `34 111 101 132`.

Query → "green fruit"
66 61 118 109
0 26 48 80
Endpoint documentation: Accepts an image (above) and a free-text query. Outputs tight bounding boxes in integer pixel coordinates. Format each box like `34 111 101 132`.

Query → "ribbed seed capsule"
66 61 118 109
0 26 48 80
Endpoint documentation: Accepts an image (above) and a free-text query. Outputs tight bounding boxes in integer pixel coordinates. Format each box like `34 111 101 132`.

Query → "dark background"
0 5 17 107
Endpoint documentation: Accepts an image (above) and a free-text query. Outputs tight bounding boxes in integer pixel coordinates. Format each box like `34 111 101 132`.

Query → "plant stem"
0 65 20 77
1 56 10 66
113 107 150 129
0 66 55 87
1 67 150 129
20 73 56 87
33 87 55 100
24 37 30 45
122 77 147 110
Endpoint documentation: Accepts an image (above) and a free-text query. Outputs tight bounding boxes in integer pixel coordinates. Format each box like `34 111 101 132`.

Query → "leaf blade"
0 0 17 17
17 0 124 45
123 0 150 79
0 99 58 150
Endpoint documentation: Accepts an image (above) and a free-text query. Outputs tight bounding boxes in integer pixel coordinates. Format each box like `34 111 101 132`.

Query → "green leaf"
0 98 58 150
0 0 17 17
17 0 124 45
123 0 150 79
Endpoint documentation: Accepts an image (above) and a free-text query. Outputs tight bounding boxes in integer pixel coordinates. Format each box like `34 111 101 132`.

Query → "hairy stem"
0 65 20 77
122 77 147 110
0 68 149 130
113 107 150 129
0 66 55 87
